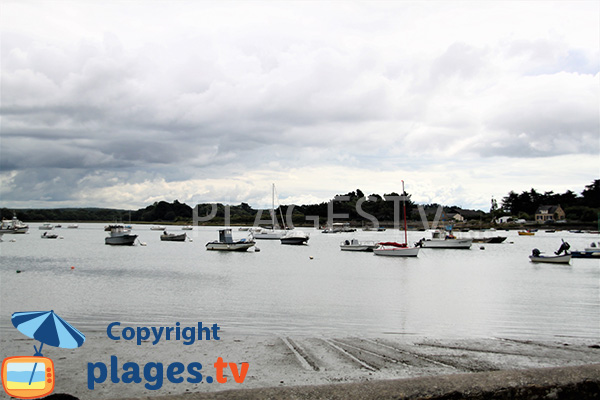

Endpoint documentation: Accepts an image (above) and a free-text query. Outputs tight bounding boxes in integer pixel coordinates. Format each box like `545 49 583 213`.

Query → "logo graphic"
1 310 85 399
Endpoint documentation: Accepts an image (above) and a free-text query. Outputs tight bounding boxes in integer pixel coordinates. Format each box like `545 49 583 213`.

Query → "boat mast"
271 183 276 229
402 180 408 245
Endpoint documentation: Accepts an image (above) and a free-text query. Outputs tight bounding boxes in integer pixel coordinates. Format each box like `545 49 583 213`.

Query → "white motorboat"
529 252 571 264
181 226 193 230
322 223 356 233
39 223 54 230
418 230 472 249
0 215 29 234
280 230 309 245
206 229 255 251
67 224 79 229
105 225 138 246
373 242 420 257
150 225 166 230
529 241 571 264
340 239 379 251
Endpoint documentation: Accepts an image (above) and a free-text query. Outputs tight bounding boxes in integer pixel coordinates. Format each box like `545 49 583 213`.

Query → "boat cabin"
219 229 235 243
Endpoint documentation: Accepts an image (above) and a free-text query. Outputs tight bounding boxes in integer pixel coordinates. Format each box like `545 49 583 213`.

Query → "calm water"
1 224 598 340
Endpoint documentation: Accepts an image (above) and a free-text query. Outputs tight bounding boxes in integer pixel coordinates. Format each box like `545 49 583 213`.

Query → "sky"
1 1 599 211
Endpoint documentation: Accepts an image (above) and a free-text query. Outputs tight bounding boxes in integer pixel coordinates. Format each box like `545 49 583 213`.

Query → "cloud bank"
1 1 598 210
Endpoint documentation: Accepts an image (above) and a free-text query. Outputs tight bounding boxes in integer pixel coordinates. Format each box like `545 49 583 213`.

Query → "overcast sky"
1 1 598 211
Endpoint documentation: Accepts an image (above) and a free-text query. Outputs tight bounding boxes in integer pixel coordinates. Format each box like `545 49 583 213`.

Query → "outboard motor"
531 248 541 257
555 240 570 255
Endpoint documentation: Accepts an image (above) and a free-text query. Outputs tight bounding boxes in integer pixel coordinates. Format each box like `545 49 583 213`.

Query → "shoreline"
2 331 599 399
109 364 600 400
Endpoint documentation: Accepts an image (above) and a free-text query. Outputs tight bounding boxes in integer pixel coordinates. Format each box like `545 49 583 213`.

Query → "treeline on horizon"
2 179 598 225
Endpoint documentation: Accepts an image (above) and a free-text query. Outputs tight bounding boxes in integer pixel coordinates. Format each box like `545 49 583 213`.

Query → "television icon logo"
1 356 55 399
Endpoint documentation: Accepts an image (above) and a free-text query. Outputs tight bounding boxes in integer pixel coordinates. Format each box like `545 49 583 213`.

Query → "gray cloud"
1 1 598 209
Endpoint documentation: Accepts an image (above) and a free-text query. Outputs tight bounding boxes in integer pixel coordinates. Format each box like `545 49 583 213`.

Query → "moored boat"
150 225 166 231
181 226 193 230
373 242 420 257
280 230 309 245
254 228 287 240
322 223 356 233
41 232 59 239
529 241 571 264
571 242 600 258
472 236 507 243
255 183 288 240
418 230 472 249
0 215 29 234
105 225 138 246
39 223 54 230
160 232 187 242
529 252 571 264
518 230 535 236
340 239 379 251
206 229 255 251
67 224 79 229
373 181 420 257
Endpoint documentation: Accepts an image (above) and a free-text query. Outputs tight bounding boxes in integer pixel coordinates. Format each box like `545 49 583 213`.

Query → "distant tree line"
500 179 599 222
2 179 598 225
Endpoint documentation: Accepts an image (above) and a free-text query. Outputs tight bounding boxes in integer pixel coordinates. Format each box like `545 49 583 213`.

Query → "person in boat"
43 232 47 237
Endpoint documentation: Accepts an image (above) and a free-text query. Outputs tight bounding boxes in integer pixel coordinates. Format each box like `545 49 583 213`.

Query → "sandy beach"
2 327 599 399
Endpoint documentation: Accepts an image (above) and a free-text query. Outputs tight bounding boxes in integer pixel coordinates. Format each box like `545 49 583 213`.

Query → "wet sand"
1 329 599 399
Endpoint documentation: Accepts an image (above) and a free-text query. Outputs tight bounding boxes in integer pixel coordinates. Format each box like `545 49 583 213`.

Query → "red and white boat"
374 181 420 258
374 241 420 257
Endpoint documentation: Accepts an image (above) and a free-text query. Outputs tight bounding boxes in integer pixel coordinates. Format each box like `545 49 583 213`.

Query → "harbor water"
1 225 598 340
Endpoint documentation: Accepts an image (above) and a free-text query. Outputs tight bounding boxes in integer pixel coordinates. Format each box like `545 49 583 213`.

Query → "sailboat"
254 183 287 240
374 181 420 257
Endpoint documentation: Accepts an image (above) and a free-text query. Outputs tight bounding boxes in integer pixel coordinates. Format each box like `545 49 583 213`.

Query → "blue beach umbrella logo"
1 310 86 398
12 310 86 356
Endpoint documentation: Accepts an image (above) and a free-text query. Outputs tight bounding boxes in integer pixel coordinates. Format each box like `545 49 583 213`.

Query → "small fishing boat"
67 224 79 229
529 251 571 264
150 225 166 231
181 226 193 230
373 242 420 257
322 222 356 233
340 239 379 251
362 226 386 232
280 230 310 245
518 230 535 236
39 223 54 230
105 225 138 246
206 229 255 251
160 232 187 242
41 232 59 239
571 242 600 258
472 236 507 243
571 250 600 258
418 230 472 249
529 241 571 264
